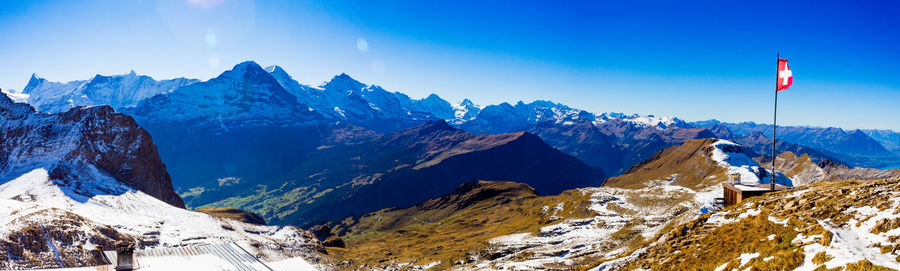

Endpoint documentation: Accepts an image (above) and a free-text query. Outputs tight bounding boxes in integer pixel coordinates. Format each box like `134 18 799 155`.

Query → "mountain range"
8 61 900 227
4 60 900 269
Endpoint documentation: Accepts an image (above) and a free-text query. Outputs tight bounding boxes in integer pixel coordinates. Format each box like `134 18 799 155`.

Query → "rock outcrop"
0 93 184 207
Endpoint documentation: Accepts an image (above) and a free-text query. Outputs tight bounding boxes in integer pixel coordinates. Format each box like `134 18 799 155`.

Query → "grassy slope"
604 138 727 190
325 181 596 269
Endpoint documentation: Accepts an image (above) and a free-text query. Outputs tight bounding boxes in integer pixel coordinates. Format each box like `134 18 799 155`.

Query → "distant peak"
460 98 474 106
24 73 44 91
220 61 268 79
233 60 262 70
322 73 366 91
128 70 137 76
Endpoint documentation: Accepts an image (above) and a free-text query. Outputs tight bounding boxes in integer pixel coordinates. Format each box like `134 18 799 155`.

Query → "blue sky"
1 0 899 130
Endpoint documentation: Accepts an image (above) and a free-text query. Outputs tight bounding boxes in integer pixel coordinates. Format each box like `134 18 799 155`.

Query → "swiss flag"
777 59 792 91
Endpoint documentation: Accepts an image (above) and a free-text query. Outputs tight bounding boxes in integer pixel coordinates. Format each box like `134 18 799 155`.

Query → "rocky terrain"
322 180 711 270
603 177 900 271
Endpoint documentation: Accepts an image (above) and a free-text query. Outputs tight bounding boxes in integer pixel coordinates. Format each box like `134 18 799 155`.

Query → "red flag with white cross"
777 59 792 91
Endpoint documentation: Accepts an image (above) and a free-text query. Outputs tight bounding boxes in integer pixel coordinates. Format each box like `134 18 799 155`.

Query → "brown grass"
327 181 598 269
605 139 729 190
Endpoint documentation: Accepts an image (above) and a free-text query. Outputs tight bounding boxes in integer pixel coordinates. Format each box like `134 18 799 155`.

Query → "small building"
722 182 789 206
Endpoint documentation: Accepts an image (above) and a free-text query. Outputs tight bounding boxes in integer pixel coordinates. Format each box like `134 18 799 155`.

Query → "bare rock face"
0 93 184 207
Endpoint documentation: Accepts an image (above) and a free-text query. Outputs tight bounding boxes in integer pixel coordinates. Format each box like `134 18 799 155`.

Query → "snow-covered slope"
450 99 482 124
0 167 324 269
18 72 197 113
711 139 792 187
619 114 686 129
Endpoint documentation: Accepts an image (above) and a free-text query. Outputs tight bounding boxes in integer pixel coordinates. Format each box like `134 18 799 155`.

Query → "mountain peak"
460 98 475 106
220 61 268 80
24 73 44 92
128 69 137 76
322 73 366 92
233 60 263 71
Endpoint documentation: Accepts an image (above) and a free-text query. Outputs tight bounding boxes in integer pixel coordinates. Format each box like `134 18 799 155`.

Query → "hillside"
192 120 606 227
605 139 790 191
324 180 712 270
326 181 590 269
602 177 900 271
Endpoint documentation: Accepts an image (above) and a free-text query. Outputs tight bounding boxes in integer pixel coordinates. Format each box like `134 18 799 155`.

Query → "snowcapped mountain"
17 71 197 114
0 167 323 270
0 93 183 207
0 94 324 269
266 66 451 132
450 98 482 124
618 114 687 129
127 61 320 128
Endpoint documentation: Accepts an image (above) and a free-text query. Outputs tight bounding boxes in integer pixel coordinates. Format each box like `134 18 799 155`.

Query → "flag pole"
771 52 779 191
